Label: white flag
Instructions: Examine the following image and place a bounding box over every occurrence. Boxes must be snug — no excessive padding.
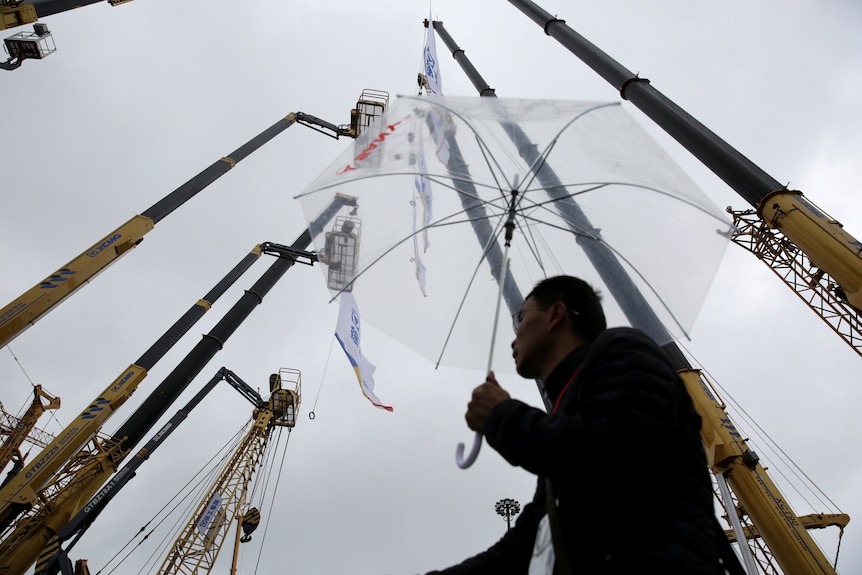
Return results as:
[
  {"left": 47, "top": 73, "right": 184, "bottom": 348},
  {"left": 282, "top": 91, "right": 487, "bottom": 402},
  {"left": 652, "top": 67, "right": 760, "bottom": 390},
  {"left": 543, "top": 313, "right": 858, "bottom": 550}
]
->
[
  {"left": 412, "top": 129, "right": 433, "bottom": 296},
  {"left": 424, "top": 19, "right": 442, "bottom": 96},
  {"left": 422, "top": 17, "right": 451, "bottom": 166},
  {"left": 335, "top": 292, "right": 392, "bottom": 411}
]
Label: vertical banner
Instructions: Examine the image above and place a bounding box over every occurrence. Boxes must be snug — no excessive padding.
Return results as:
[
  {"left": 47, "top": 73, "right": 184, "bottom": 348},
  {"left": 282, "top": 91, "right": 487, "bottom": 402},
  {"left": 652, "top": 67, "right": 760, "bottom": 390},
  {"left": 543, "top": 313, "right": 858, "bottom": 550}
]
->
[
  {"left": 424, "top": 17, "right": 442, "bottom": 96},
  {"left": 335, "top": 292, "right": 393, "bottom": 411}
]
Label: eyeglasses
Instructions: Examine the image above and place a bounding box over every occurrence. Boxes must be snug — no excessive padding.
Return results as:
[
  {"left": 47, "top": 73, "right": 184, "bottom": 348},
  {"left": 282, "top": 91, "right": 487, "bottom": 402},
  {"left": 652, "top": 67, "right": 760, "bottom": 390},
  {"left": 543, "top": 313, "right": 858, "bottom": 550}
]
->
[{"left": 512, "top": 303, "right": 579, "bottom": 329}]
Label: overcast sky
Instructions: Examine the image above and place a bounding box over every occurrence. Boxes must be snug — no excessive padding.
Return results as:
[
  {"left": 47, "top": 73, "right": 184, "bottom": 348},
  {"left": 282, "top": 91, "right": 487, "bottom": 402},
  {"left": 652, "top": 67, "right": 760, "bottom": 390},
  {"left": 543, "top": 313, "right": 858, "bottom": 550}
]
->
[{"left": 2, "top": 1, "right": 862, "bottom": 574}]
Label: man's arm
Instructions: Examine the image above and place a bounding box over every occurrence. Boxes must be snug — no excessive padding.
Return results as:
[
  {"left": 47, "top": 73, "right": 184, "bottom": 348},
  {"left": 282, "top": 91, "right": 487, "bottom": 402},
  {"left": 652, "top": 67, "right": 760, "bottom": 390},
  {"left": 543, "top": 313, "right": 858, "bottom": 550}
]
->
[{"left": 484, "top": 328, "right": 683, "bottom": 480}]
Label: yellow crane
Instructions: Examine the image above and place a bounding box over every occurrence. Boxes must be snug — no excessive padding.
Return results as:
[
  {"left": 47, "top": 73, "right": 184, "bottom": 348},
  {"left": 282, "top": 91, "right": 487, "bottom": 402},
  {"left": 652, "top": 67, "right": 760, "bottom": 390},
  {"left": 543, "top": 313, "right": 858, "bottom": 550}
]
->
[
  {"left": 0, "top": 218, "right": 344, "bottom": 575},
  {"left": 0, "top": 89, "right": 385, "bottom": 350},
  {"left": 157, "top": 369, "right": 300, "bottom": 575},
  {"left": 33, "top": 366, "right": 280, "bottom": 575},
  {"left": 1, "top": 0, "right": 129, "bottom": 32},
  {"left": 500, "top": 2, "right": 858, "bottom": 572},
  {"left": 430, "top": 10, "right": 852, "bottom": 573},
  {"left": 680, "top": 370, "right": 848, "bottom": 574},
  {"left": 507, "top": 0, "right": 862, "bottom": 359},
  {"left": 0, "top": 91, "right": 377, "bottom": 575},
  {"left": 1, "top": 0, "right": 132, "bottom": 69},
  {"left": 0, "top": 386, "right": 60, "bottom": 476}
]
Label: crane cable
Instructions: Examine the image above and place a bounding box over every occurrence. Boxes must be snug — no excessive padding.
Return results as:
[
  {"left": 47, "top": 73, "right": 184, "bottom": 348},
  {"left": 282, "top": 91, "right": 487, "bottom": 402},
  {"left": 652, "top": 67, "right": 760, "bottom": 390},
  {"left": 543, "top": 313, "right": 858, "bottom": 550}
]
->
[
  {"left": 676, "top": 340, "right": 843, "bottom": 510},
  {"left": 5, "top": 345, "right": 35, "bottom": 388},
  {"left": 307, "top": 334, "right": 338, "bottom": 420},
  {"left": 4, "top": 345, "right": 64, "bottom": 429},
  {"left": 833, "top": 527, "right": 844, "bottom": 571},
  {"left": 675, "top": 340, "right": 846, "bottom": 569},
  {"left": 241, "top": 425, "right": 294, "bottom": 575},
  {"left": 94, "top": 419, "right": 252, "bottom": 575}
]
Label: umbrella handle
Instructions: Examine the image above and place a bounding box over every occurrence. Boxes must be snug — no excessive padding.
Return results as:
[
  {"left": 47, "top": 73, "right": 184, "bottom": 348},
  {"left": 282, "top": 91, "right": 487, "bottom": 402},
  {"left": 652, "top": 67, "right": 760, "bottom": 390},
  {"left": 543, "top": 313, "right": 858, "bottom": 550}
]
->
[{"left": 455, "top": 432, "right": 482, "bottom": 469}]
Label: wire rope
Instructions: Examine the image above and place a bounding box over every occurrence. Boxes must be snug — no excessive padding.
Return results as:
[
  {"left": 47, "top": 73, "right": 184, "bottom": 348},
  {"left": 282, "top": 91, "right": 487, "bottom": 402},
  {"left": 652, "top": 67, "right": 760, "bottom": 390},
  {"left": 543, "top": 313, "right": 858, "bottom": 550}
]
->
[
  {"left": 672, "top": 340, "right": 847, "bottom": 570},
  {"left": 675, "top": 340, "right": 844, "bottom": 512},
  {"left": 3, "top": 345, "right": 66, "bottom": 430},
  {"left": 307, "top": 312, "right": 338, "bottom": 420},
  {"left": 245, "top": 427, "right": 294, "bottom": 575},
  {"left": 94, "top": 417, "right": 252, "bottom": 575}
]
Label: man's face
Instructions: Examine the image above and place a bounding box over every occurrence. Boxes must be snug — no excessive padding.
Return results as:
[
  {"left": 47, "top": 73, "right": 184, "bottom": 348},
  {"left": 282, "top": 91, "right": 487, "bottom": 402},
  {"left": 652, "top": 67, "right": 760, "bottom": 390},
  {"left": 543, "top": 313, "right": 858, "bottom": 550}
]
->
[{"left": 511, "top": 296, "right": 551, "bottom": 379}]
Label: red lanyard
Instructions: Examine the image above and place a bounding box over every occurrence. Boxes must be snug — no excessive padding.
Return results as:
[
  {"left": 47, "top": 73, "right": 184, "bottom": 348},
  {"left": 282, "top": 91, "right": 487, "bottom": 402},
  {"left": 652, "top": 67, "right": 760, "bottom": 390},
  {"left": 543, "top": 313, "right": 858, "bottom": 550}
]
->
[{"left": 552, "top": 367, "right": 581, "bottom": 415}]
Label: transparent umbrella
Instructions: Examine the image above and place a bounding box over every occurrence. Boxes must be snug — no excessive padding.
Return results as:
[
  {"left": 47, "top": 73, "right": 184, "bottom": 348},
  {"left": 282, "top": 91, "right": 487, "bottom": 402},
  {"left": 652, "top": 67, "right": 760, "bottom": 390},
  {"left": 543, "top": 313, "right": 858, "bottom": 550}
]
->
[{"left": 294, "top": 95, "right": 732, "bottom": 466}]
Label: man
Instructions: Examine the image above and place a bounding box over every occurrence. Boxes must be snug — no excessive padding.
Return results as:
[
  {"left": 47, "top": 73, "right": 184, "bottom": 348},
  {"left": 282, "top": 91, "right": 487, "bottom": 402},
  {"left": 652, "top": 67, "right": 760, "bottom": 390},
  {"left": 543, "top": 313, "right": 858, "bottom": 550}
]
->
[{"left": 426, "top": 275, "right": 739, "bottom": 575}]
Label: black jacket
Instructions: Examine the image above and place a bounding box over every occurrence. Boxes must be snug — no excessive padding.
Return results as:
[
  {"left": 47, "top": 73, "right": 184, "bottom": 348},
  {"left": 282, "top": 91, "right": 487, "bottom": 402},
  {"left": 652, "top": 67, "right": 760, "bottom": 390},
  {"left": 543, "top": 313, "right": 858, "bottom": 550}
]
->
[{"left": 428, "top": 327, "right": 730, "bottom": 575}]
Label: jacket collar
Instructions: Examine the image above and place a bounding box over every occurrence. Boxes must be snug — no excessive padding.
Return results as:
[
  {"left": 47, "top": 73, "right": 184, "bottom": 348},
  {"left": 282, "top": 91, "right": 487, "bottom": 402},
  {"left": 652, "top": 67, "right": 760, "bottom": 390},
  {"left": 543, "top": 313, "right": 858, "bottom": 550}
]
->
[{"left": 544, "top": 342, "right": 592, "bottom": 403}]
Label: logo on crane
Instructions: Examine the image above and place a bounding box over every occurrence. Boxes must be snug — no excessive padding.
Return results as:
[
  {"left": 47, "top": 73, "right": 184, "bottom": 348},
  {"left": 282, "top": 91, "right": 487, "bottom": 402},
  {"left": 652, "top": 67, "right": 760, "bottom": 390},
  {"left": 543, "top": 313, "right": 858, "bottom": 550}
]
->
[{"left": 86, "top": 233, "right": 123, "bottom": 258}]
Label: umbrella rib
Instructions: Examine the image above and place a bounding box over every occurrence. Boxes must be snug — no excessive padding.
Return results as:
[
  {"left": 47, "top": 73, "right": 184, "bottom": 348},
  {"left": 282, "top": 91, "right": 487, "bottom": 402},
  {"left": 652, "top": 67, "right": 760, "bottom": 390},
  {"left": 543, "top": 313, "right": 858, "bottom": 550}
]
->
[
  {"left": 514, "top": 210, "right": 692, "bottom": 339},
  {"left": 434, "top": 213, "right": 509, "bottom": 369},
  {"left": 513, "top": 216, "right": 551, "bottom": 279},
  {"left": 303, "top": 175, "right": 727, "bottom": 230},
  {"left": 322, "top": 198, "right": 507, "bottom": 304},
  {"left": 510, "top": 180, "right": 697, "bottom": 340},
  {"left": 414, "top": 100, "right": 526, "bottom": 193},
  {"left": 524, "top": 180, "right": 731, "bottom": 225},
  {"left": 473, "top": 130, "right": 509, "bottom": 200},
  {"left": 499, "top": 101, "right": 622, "bottom": 195}
]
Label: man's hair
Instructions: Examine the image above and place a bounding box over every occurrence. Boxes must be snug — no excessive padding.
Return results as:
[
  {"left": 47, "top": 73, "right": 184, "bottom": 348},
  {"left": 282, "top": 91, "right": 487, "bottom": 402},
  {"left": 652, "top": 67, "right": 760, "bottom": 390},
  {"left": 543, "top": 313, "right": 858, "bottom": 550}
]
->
[{"left": 526, "top": 275, "right": 607, "bottom": 341}]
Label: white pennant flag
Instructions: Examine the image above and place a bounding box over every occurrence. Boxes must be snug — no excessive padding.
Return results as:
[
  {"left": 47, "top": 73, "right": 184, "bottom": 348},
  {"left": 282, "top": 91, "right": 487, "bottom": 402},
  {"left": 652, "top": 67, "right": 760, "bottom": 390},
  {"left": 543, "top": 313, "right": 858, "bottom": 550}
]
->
[
  {"left": 424, "top": 18, "right": 442, "bottom": 96},
  {"left": 412, "top": 128, "right": 433, "bottom": 296},
  {"left": 335, "top": 292, "right": 392, "bottom": 411},
  {"left": 423, "top": 17, "right": 450, "bottom": 166}
]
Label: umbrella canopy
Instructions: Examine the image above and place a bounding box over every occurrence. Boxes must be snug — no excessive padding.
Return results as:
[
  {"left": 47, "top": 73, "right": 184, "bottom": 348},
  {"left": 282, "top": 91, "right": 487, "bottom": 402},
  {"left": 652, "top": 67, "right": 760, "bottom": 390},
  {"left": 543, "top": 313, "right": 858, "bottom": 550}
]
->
[{"left": 295, "top": 95, "right": 731, "bottom": 373}]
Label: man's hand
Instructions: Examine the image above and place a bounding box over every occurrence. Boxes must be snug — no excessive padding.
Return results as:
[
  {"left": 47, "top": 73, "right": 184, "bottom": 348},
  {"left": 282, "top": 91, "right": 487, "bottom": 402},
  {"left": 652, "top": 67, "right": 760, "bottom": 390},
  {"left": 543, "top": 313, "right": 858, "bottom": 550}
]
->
[{"left": 465, "top": 371, "right": 511, "bottom": 433}]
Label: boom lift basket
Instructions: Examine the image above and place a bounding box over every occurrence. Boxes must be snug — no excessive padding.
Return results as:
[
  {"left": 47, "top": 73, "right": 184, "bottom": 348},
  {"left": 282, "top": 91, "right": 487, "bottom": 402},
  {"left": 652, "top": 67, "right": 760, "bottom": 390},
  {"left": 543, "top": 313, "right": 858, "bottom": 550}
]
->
[
  {"left": 321, "top": 216, "right": 361, "bottom": 292},
  {"left": 349, "top": 89, "right": 389, "bottom": 138},
  {"left": 4, "top": 23, "right": 55, "bottom": 59},
  {"left": 269, "top": 368, "right": 301, "bottom": 428}
]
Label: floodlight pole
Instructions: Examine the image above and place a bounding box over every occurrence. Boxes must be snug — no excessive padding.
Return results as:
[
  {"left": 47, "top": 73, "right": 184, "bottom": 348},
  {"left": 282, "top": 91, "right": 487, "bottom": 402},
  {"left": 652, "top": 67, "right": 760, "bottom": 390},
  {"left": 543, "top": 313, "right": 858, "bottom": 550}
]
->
[{"left": 495, "top": 497, "right": 521, "bottom": 531}]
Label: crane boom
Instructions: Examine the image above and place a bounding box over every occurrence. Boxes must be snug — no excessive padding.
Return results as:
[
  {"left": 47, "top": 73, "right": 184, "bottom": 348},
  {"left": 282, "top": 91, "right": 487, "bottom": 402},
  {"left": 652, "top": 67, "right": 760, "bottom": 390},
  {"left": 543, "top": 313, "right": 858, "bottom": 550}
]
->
[
  {"left": 0, "top": 195, "right": 352, "bottom": 575},
  {"left": 730, "top": 208, "right": 862, "bottom": 355},
  {"left": 1, "top": 0, "right": 128, "bottom": 32},
  {"left": 0, "top": 245, "right": 263, "bottom": 538},
  {"left": 0, "top": 386, "right": 60, "bottom": 476},
  {"left": 0, "top": 114, "right": 299, "bottom": 349},
  {"left": 725, "top": 513, "right": 850, "bottom": 544},
  {"left": 34, "top": 367, "right": 264, "bottom": 575},
  {"left": 508, "top": 0, "right": 862, "bottom": 356},
  {"left": 680, "top": 369, "right": 842, "bottom": 574},
  {"left": 0, "top": 95, "right": 384, "bottom": 349}
]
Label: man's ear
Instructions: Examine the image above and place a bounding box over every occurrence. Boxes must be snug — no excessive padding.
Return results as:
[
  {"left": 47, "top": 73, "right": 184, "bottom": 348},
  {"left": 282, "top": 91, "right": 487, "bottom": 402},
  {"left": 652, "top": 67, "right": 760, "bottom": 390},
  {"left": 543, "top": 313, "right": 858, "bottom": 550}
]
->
[{"left": 547, "top": 301, "right": 568, "bottom": 330}]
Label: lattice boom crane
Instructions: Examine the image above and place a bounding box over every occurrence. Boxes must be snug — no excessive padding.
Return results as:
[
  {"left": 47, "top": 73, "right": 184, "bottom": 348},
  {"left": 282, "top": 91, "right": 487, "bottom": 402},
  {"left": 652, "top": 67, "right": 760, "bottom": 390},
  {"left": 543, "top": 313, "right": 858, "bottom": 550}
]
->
[
  {"left": 158, "top": 369, "right": 300, "bottom": 575},
  {"left": 0, "top": 386, "right": 60, "bottom": 476}
]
